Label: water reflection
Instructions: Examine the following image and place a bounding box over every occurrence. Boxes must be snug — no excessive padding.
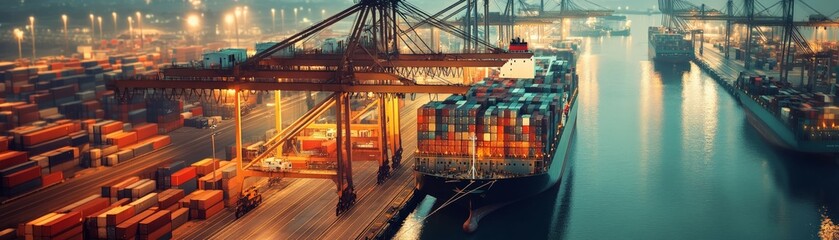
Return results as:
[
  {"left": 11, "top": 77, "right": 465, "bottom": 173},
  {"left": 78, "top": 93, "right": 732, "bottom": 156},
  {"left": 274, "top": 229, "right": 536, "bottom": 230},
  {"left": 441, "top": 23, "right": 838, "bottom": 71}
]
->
[{"left": 396, "top": 15, "right": 839, "bottom": 240}]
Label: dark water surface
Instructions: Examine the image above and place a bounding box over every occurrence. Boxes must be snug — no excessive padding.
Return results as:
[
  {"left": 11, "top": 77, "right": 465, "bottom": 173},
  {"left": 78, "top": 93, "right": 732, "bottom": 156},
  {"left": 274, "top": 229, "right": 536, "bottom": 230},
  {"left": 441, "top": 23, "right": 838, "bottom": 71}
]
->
[{"left": 395, "top": 15, "right": 839, "bottom": 240}]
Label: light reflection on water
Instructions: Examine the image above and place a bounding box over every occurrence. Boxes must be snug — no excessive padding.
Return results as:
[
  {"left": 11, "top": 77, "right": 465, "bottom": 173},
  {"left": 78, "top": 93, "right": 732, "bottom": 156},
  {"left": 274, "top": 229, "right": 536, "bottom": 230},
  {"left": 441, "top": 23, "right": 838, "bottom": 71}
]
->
[{"left": 395, "top": 15, "right": 839, "bottom": 240}]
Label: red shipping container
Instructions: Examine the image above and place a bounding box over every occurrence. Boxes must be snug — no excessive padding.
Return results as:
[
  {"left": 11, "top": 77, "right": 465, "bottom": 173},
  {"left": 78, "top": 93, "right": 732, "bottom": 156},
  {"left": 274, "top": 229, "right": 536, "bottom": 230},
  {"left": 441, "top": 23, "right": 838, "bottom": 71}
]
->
[
  {"left": 190, "top": 190, "right": 223, "bottom": 209},
  {"left": 151, "top": 135, "right": 171, "bottom": 149},
  {"left": 3, "top": 165, "right": 41, "bottom": 187},
  {"left": 171, "top": 167, "right": 197, "bottom": 186},
  {"left": 0, "top": 136, "right": 8, "bottom": 152},
  {"left": 132, "top": 123, "right": 158, "bottom": 141},
  {"left": 115, "top": 209, "right": 156, "bottom": 240},
  {"left": 190, "top": 106, "right": 203, "bottom": 116},
  {"left": 193, "top": 201, "right": 224, "bottom": 219},
  {"left": 101, "top": 121, "right": 124, "bottom": 135},
  {"left": 41, "top": 211, "right": 82, "bottom": 237},
  {"left": 138, "top": 210, "right": 171, "bottom": 235},
  {"left": 45, "top": 224, "right": 82, "bottom": 240},
  {"left": 41, "top": 171, "right": 63, "bottom": 186},
  {"left": 72, "top": 197, "right": 110, "bottom": 217},
  {"left": 106, "top": 206, "right": 136, "bottom": 226},
  {"left": 107, "top": 131, "right": 138, "bottom": 149},
  {"left": 0, "top": 151, "right": 28, "bottom": 170},
  {"left": 139, "top": 222, "right": 171, "bottom": 240},
  {"left": 22, "top": 123, "right": 73, "bottom": 146}
]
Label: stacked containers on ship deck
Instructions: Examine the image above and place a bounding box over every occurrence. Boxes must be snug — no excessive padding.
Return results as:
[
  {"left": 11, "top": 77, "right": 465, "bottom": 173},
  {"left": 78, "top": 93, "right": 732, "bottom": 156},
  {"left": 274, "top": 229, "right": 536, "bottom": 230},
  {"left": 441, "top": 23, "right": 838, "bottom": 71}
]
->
[{"left": 416, "top": 60, "right": 574, "bottom": 175}]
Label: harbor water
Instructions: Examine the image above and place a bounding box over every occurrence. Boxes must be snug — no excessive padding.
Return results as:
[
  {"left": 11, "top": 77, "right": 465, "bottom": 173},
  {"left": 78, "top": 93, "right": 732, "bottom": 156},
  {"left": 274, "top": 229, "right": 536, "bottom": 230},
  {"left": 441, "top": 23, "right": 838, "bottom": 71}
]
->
[{"left": 395, "top": 15, "right": 839, "bottom": 239}]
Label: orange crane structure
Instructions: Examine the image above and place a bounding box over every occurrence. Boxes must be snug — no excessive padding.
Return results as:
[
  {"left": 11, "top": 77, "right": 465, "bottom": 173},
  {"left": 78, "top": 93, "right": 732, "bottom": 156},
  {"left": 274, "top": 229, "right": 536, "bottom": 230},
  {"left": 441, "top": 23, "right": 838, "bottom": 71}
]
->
[{"left": 108, "top": 0, "right": 531, "bottom": 214}]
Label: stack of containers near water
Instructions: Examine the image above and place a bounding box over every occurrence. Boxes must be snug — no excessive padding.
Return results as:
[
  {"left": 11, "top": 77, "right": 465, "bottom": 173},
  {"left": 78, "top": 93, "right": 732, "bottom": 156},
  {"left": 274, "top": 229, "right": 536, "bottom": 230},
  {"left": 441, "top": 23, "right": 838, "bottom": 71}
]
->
[
  {"left": 416, "top": 57, "right": 573, "bottom": 175},
  {"left": 188, "top": 190, "right": 224, "bottom": 220},
  {"left": 170, "top": 166, "right": 198, "bottom": 195},
  {"left": 2, "top": 66, "right": 39, "bottom": 102},
  {"left": 147, "top": 99, "right": 184, "bottom": 134},
  {"left": 156, "top": 161, "right": 186, "bottom": 189}
]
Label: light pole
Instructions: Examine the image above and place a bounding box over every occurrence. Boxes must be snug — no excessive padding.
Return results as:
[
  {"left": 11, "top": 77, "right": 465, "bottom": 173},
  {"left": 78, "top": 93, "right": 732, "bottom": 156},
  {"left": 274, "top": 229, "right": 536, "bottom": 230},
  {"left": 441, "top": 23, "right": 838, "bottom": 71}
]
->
[
  {"left": 89, "top": 14, "right": 95, "bottom": 43},
  {"left": 136, "top": 11, "right": 143, "bottom": 48},
  {"left": 243, "top": 6, "right": 248, "bottom": 33},
  {"left": 234, "top": 9, "right": 241, "bottom": 48},
  {"left": 271, "top": 8, "right": 276, "bottom": 32},
  {"left": 127, "top": 16, "right": 133, "bottom": 46},
  {"left": 210, "top": 119, "right": 218, "bottom": 186},
  {"left": 280, "top": 9, "right": 285, "bottom": 33},
  {"left": 112, "top": 12, "right": 118, "bottom": 36},
  {"left": 186, "top": 14, "right": 200, "bottom": 45},
  {"left": 321, "top": 9, "right": 326, "bottom": 21},
  {"left": 29, "top": 16, "right": 35, "bottom": 62},
  {"left": 225, "top": 14, "right": 234, "bottom": 44},
  {"left": 62, "top": 15, "right": 68, "bottom": 55},
  {"left": 14, "top": 29, "right": 23, "bottom": 60},
  {"left": 293, "top": 8, "right": 298, "bottom": 29},
  {"left": 98, "top": 16, "right": 103, "bottom": 42}
]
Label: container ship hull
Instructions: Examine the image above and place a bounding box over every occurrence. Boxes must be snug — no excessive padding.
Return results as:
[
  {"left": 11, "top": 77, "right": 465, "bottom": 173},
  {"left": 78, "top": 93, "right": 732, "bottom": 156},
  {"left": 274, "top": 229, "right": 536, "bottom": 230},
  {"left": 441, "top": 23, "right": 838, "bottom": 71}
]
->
[
  {"left": 414, "top": 92, "right": 578, "bottom": 211},
  {"left": 738, "top": 89, "right": 839, "bottom": 153},
  {"left": 647, "top": 45, "right": 694, "bottom": 63}
]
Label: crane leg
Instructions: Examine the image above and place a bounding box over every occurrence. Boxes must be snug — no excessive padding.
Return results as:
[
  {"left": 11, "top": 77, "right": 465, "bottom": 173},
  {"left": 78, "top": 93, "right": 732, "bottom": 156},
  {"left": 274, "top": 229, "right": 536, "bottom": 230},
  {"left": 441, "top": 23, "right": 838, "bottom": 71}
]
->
[
  {"left": 336, "top": 93, "right": 356, "bottom": 215},
  {"left": 377, "top": 94, "right": 391, "bottom": 184}
]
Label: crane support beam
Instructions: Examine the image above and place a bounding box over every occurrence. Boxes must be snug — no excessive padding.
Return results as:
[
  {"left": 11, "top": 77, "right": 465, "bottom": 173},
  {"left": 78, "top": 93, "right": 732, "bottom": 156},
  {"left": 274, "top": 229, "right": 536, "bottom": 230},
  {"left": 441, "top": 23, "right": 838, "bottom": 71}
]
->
[{"left": 110, "top": 80, "right": 470, "bottom": 94}]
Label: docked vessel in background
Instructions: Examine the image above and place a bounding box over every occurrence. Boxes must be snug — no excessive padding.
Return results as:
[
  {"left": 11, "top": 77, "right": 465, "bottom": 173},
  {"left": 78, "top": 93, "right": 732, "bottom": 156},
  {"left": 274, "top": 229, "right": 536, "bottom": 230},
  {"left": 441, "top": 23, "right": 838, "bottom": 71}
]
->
[
  {"left": 648, "top": 26, "right": 694, "bottom": 63},
  {"left": 570, "top": 16, "right": 631, "bottom": 37},
  {"left": 413, "top": 40, "right": 579, "bottom": 232},
  {"left": 736, "top": 73, "right": 839, "bottom": 153}
]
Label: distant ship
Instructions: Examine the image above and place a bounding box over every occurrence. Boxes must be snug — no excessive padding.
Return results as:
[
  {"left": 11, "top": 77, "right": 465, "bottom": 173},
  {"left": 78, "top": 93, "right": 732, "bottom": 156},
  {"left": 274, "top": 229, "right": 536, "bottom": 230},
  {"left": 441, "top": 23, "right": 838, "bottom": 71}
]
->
[
  {"left": 414, "top": 40, "right": 579, "bottom": 232},
  {"left": 648, "top": 26, "right": 694, "bottom": 63},
  {"left": 570, "top": 16, "right": 631, "bottom": 37},
  {"left": 736, "top": 73, "right": 839, "bottom": 153}
]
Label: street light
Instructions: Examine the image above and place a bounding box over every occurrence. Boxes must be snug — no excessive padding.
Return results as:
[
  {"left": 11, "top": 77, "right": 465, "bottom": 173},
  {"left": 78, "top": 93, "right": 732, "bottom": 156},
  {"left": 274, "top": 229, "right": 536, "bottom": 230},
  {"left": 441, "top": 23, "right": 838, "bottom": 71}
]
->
[
  {"left": 186, "top": 14, "right": 200, "bottom": 45},
  {"left": 29, "top": 16, "right": 35, "bottom": 62},
  {"left": 293, "top": 8, "right": 298, "bottom": 29},
  {"left": 136, "top": 11, "right": 143, "bottom": 48},
  {"left": 233, "top": 9, "right": 241, "bottom": 48},
  {"left": 98, "top": 16, "right": 103, "bottom": 42},
  {"left": 89, "top": 14, "right": 95, "bottom": 42},
  {"left": 112, "top": 12, "right": 118, "bottom": 36},
  {"left": 209, "top": 119, "right": 218, "bottom": 187},
  {"left": 280, "top": 9, "right": 285, "bottom": 33},
  {"left": 127, "top": 16, "right": 134, "bottom": 46},
  {"left": 62, "top": 14, "right": 68, "bottom": 55},
  {"left": 271, "top": 8, "right": 276, "bottom": 32},
  {"left": 321, "top": 9, "right": 326, "bottom": 20},
  {"left": 14, "top": 28, "right": 23, "bottom": 60}
]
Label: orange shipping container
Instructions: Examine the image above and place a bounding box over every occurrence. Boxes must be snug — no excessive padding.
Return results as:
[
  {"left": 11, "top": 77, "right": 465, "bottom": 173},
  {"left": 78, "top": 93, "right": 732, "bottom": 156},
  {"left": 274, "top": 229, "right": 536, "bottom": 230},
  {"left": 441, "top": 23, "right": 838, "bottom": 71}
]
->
[
  {"left": 22, "top": 123, "right": 73, "bottom": 146},
  {"left": 107, "top": 131, "right": 138, "bottom": 149},
  {"left": 101, "top": 121, "right": 124, "bottom": 135},
  {"left": 0, "top": 151, "right": 28, "bottom": 170},
  {"left": 40, "top": 211, "right": 82, "bottom": 237},
  {"left": 189, "top": 190, "right": 222, "bottom": 209},
  {"left": 41, "top": 171, "right": 63, "bottom": 186},
  {"left": 132, "top": 123, "right": 158, "bottom": 141}
]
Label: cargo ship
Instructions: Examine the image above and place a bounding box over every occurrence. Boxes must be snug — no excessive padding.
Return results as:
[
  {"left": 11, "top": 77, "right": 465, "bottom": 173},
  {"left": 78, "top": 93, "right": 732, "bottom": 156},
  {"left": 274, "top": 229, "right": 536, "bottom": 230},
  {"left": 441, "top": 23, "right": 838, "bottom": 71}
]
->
[
  {"left": 736, "top": 73, "right": 839, "bottom": 153},
  {"left": 413, "top": 42, "right": 579, "bottom": 232},
  {"left": 648, "top": 26, "right": 694, "bottom": 63}
]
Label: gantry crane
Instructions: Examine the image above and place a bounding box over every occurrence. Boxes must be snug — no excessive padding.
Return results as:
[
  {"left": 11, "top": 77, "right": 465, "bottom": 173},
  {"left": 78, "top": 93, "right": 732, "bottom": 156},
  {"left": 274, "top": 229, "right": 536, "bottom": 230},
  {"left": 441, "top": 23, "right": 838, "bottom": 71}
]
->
[
  {"left": 109, "top": 0, "right": 531, "bottom": 214},
  {"left": 660, "top": 0, "right": 839, "bottom": 85}
]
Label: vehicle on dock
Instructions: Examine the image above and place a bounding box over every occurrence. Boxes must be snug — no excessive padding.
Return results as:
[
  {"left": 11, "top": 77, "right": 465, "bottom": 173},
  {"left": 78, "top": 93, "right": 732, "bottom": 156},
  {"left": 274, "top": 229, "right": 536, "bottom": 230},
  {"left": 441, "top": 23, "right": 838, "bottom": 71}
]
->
[{"left": 235, "top": 187, "right": 263, "bottom": 219}]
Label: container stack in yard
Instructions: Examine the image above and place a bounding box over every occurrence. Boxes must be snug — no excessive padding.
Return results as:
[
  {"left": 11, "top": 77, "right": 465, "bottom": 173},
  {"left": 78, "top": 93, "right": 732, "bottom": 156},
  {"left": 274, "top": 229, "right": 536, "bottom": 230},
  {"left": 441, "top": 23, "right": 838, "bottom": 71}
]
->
[
  {"left": 0, "top": 52, "right": 182, "bottom": 199},
  {"left": 2, "top": 171, "right": 234, "bottom": 239}
]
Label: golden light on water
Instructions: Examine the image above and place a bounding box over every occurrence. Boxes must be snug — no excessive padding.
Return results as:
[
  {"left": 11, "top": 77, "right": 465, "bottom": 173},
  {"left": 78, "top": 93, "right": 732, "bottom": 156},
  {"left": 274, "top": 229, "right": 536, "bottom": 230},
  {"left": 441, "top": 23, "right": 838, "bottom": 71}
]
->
[{"left": 820, "top": 211, "right": 839, "bottom": 240}]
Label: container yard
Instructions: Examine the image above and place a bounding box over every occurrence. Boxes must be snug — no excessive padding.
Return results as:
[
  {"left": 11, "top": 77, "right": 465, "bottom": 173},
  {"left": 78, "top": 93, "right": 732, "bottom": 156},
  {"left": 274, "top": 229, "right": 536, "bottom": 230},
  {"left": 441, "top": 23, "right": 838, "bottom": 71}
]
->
[{"left": 1, "top": 0, "right": 838, "bottom": 239}]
